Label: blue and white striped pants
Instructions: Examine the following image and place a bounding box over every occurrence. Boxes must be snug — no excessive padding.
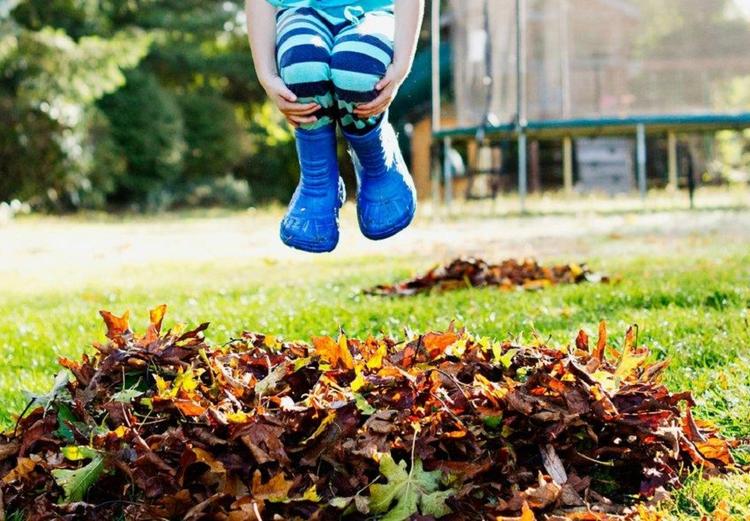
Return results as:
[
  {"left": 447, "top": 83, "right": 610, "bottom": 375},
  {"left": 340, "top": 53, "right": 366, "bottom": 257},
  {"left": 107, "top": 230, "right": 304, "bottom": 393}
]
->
[{"left": 276, "top": 6, "right": 394, "bottom": 134}]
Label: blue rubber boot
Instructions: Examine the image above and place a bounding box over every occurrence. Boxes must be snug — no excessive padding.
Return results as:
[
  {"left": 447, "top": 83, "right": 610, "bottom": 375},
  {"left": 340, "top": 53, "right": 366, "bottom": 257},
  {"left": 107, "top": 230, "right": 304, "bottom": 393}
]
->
[
  {"left": 280, "top": 125, "right": 345, "bottom": 253},
  {"left": 343, "top": 118, "right": 417, "bottom": 241}
]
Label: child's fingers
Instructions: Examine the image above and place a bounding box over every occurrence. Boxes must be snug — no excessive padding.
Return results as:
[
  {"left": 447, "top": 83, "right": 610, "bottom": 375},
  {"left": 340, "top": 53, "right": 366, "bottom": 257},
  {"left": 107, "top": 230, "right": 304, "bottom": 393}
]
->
[
  {"left": 279, "top": 100, "right": 320, "bottom": 115},
  {"left": 358, "top": 96, "right": 391, "bottom": 118},
  {"left": 355, "top": 93, "right": 390, "bottom": 116},
  {"left": 277, "top": 84, "right": 298, "bottom": 103},
  {"left": 375, "top": 76, "right": 392, "bottom": 91},
  {"left": 288, "top": 114, "right": 318, "bottom": 125},
  {"left": 355, "top": 93, "right": 386, "bottom": 114}
]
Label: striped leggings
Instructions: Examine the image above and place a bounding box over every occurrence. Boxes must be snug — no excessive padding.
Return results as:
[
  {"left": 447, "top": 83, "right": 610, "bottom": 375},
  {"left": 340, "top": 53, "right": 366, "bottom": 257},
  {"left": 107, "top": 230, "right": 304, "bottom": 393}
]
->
[{"left": 276, "top": 6, "right": 394, "bottom": 134}]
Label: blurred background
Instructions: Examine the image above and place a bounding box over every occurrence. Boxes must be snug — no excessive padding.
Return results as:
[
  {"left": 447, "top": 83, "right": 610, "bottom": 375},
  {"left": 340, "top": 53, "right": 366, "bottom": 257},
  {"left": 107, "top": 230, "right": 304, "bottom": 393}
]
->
[{"left": 1, "top": 0, "right": 749, "bottom": 217}]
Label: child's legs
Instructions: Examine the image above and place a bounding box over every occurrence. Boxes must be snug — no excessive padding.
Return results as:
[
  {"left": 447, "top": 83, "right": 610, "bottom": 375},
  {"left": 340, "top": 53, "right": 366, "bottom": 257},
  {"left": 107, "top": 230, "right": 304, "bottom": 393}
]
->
[
  {"left": 276, "top": 8, "right": 337, "bottom": 130},
  {"left": 330, "top": 10, "right": 395, "bottom": 135}
]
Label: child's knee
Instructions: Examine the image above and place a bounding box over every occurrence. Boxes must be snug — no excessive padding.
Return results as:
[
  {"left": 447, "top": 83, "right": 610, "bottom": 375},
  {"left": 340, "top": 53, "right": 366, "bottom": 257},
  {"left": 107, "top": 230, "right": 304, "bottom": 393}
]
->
[
  {"left": 330, "top": 51, "right": 385, "bottom": 103},
  {"left": 279, "top": 60, "right": 332, "bottom": 97}
]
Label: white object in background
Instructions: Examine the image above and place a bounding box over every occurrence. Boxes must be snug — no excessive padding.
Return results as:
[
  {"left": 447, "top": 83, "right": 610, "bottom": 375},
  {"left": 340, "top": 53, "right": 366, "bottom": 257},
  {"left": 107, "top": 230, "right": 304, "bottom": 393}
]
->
[
  {"left": 468, "top": 29, "right": 487, "bottom": 64},
  {"left": 0, "top": 202, "right": 11, "bottom": 226}
]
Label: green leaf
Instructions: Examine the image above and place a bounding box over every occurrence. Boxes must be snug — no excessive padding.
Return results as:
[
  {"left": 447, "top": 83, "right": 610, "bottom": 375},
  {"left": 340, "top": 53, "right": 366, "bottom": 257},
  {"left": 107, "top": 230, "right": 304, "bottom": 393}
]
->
[
  {"left": 420, "top": 489, "right": 454, "bottom": 518},
  {"left": 369, "top": 453, "right": 453, "bottom": 521},
  {"left": 483, "top": 415, "right": 504, "bottom": 430},
  {"left": 23, "top": 371, "right": 70, "bottom": 412},
  {"left": 52, "top": 452, "right": 105, "bottom": 502},
  {"left": 353, "top": 393, "right": 375, "bottom": 416},
  {"left": 111, "top": 388, "right": 144, "bottom": 403},
  {"left": 54, "top": 403, "right": 77, "bottom": 442},
  {"left": 495, "top": 347, "right": 519, "bottom": 369}
]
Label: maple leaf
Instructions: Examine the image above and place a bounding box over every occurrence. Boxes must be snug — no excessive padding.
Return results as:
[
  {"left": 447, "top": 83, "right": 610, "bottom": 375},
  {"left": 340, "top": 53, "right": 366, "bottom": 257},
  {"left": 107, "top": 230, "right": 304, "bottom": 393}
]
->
[
  {"left": 422, "top": 331, "right": 458, "bottom": 359},
  {"left": 22, "top": 370, "right": 70, "bottom": 413},
  {"left": 368, "top": 453, "right": 453, "bottom": 521},
  {"left": 251, "top": 470, "right": 294, "bottom": 502},
  {"left": 312, "top": 335, "right": 354, "bottom": 369},
  {"left": 142, "top": 304, "right": 168, "bottom": 344},
  {"left": 99, "top": 309, "right": 131, "bottom": 341}
]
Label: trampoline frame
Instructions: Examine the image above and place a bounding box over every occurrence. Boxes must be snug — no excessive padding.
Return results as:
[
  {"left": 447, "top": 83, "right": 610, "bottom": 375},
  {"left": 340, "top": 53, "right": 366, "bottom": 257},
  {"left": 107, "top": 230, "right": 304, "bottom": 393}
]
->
[{"left": 429, "top": 0, "right": 750, "bottom": 211}]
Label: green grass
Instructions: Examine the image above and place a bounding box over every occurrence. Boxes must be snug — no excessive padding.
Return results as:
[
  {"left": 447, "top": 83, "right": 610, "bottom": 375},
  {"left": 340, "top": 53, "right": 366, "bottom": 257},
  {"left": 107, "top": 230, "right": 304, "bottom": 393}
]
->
[{"left": 2, "top": 245, "right": 750, "bottom": 519}]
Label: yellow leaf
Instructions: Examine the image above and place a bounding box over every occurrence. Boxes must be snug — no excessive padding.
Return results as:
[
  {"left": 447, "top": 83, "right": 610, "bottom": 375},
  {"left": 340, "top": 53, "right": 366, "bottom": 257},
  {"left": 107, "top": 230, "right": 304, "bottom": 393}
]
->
[
  {"left": 173, "top": 366, "right": 203, "bottom": 394},
  {"left": 154, "top": 374, "right": 172, "bottom": 397},
  {"left": 338, "top": 334, "right": 355, "bottom": 370},
  {"left": 226, "top": 411, "right": 251, "bottom": 423},
  {"left": 303, "top": 412, "right": 336, "bottom": 443},
  {"left": 351, "top": 366, "right": 367, "bottom": 392},
  {"left": 366, "top": 342, "right": 387, "bottom": 370},
  {"left": 302, "top": 484, "right": 321, "bottom": 502},
  {"left": 614, "top": 326, "right": 647, "bottom": 381},
  {"left": 520, "top": 501, "right": 536, "bottom": 521}
]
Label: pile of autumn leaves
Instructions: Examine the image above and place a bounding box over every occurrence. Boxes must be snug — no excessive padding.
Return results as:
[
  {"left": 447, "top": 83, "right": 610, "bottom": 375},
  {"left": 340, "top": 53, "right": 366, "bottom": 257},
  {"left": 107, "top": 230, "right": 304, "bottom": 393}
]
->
[
  {"left": 367, "top": 257, "right": 609, "bottom": 296},
  {"left": 0, "top": 307, "right": 737, "bottom": 521}
]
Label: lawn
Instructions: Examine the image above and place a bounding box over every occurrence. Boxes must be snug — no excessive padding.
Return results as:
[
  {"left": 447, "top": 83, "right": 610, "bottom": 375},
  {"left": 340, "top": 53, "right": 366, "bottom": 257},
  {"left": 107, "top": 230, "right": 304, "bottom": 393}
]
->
[{"left": 2, "top": 215, "right": 750, "bottom": 519}]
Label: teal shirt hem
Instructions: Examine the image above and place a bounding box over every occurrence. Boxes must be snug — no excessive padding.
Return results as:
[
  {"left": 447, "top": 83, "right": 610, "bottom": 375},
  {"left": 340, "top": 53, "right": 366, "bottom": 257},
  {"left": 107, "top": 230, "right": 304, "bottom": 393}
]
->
[{"left": 266, "top": 0, "right": 394, "bottom": 17}]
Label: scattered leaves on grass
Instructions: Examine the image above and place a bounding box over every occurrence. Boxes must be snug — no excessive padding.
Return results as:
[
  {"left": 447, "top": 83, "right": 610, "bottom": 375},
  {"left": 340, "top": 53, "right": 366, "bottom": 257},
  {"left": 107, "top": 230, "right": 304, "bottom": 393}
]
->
[
  {"left": 367, "top": 257, "right": 609, "bottom": 296},
  {"left": 0, "top": 308, "right": 738, "bottom": 520}
]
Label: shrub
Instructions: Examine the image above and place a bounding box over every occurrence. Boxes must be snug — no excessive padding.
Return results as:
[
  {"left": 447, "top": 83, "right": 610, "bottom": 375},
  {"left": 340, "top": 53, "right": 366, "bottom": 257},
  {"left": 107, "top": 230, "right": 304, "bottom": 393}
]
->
[
  {"left": 98, "top": 69, "right": 185, "bottom": 207},
  {"left": 177, "top": 91, "right": 244, "bottom": 182}
]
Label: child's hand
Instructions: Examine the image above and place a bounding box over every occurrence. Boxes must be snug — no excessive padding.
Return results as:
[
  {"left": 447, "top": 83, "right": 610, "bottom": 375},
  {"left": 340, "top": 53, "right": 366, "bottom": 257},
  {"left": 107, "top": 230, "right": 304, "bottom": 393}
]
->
[
  {"left": 354, "top": 64, "right": 407, "bottom": 119},
  {"left": 262, "top": 75, "right": 320, "bottom": 128}
]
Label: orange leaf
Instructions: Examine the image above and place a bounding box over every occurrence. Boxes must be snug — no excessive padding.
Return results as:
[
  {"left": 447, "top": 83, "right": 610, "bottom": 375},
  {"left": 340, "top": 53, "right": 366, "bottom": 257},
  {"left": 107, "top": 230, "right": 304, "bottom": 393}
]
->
[
  {"left": 312, "top": 336, "right": 353, "bottom": 370},
  {"left": 143, "top": 304, "right": 167, "bottom": 343},
  {"left": 695, "top": 438, "right": 734, "bottom": 466},
  {"left": 593, "top": 320, "right": 607, "bottom": 362},
  {"left": 192, "top": 447, "right": 226, "bottom": 475},
  {"left": 575, "top": 329, "right": 589, "bottom": 352},
  {"left": 99, "top": 310, "right": 130, "bottom": 341},
  {"left": 313, "top": 336, "right": 339, "bottom": 366},
  {"left": 251, "top": 470, "right": 294, "bottom": 502},
  {"left": 1, "top": 457, "right": 38, "bottom": 484},
  {"left": 422, "top": 332, "right": 458, "bottom": 358},
  {"left": 174, "top": 399, "right": 206, "bottom": 417}
]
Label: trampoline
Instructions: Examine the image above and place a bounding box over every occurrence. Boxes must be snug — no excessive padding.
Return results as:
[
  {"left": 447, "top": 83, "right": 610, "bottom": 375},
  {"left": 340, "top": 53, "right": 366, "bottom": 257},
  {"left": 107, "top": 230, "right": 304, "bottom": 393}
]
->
[{"left": 429, "top": 0, "right": 750, "bottom": 209}]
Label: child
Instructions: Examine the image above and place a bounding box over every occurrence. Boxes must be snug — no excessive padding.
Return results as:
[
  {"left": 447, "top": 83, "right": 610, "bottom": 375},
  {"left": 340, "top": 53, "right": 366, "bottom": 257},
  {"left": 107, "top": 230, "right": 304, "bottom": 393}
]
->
[{"left": 246, "top": 0, "right": 425, "bottom": 253}]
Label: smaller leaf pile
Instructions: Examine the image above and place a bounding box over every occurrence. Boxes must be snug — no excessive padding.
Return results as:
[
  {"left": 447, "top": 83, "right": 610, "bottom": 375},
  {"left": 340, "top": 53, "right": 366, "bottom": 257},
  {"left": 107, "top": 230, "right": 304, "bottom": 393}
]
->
[
  {"left": 367, "top": 257, "right": 609, "bottom": 296},
  {"left": 0, "top": 308, "right": 737, "bottom": 521}
]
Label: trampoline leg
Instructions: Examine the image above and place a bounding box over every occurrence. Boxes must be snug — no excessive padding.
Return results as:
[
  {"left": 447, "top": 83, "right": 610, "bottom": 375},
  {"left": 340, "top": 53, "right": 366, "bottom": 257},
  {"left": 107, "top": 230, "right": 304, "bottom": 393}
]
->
[
  {"left": 518, "top": 131, "right": 528, "bottom": 213},
  {"left": 636, "top": 124, "right": 647, "bottom": 202},
  {"left": 563, "top": 136, "right": 574, "bottom": 194},
  {"left": 431, "top": 142, "right": 442, "bottom": 217},
  {"left": 443, "top": 136, "right": 453, "bottom": 215},
  {"left": 667, "top": 131, "right": 678, "bottom": 192}
]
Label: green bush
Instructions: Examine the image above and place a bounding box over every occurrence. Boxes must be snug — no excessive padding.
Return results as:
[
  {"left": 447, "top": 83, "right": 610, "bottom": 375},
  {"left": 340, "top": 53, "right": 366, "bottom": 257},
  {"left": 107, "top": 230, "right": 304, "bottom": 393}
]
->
[
  {"left": 0, "top": 97, "right": 67, "bottom": 205},
  {"left": 236, "top": 101, "right": 299, "bottom": 203},
  {"left": 98, "top": 69, "right": 185, "bottom": 207},
  {"left": 177, "top": 91, "right": 243, "bottom": 181}
]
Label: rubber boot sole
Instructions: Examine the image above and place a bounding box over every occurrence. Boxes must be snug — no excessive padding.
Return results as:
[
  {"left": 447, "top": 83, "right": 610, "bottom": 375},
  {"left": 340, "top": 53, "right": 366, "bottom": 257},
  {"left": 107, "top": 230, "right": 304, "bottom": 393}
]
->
[{"left": 359, "top": 200, "right": 416, "bottom": 241}]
